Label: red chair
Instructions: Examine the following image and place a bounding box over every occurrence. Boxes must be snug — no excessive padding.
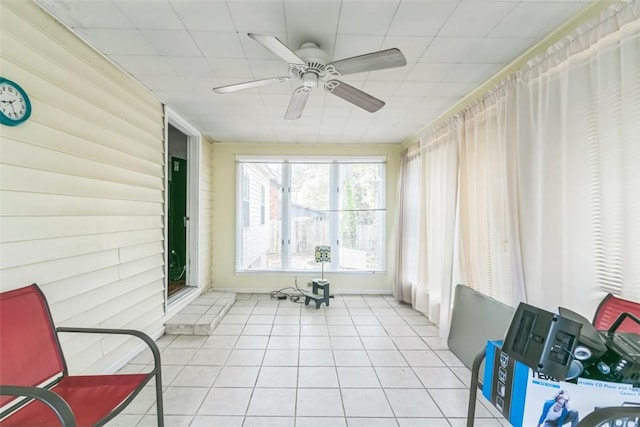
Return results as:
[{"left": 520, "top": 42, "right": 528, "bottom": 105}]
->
[
  {"left": 593, "top": 293, "right": 640, "bottom": 334},
  {"left": 0, "top": 284, "right": 164, "bottom": 426}
]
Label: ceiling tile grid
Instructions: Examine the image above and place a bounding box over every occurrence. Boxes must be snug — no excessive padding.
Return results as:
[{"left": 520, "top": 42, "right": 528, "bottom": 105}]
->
[{"left": 36, "top": 0, "right": 596, "bottom": 144}]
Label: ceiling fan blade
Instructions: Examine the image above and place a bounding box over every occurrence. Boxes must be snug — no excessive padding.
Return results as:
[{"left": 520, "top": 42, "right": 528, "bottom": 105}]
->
[
  {"left": 325, "top": 80, "right": 384, "bottom": 113},
  {"left": 328, "top": 48, "right": 407, "bottom": 76},
  {"left": 248, "top": 33, "right": 306, "bottom": 65},
  {"left": 213, "top": 76, "right": 290, "bottom": 94},
  {"left": 284, "top": 86, "right": 312, "bottom": 120}
]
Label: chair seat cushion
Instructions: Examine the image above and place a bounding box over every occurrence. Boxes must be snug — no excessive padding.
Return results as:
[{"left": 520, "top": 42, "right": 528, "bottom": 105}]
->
[{"left": 2, "top": 373, "right": 151, "bottom": 427}]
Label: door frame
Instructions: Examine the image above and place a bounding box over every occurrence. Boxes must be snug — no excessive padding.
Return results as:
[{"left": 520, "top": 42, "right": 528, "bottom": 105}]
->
[{"left": 164, "top": 106, "right": 201, "bottom": 307}]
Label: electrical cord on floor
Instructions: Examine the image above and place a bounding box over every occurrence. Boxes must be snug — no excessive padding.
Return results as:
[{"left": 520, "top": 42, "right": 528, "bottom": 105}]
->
[
  {"left": 270, "top": 286, "right": 304, "bottom": 303},
  {"left": 270, "top": 277, "right": 306, "bottom": 304}
]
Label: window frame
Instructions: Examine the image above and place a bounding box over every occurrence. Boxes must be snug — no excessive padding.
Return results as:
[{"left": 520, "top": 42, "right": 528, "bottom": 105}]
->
[{"left": 235, "top": 156, "right": 387, "bottom": 274}]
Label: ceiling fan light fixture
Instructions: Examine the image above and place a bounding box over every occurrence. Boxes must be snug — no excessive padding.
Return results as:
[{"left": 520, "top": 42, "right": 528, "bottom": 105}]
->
[{"left": 301, "top": 72, "right": 318, "bottom": 88}]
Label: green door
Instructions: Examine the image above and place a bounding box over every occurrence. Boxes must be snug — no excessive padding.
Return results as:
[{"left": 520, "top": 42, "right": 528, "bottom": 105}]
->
[{"left": 168, "top": 157, "right": 187, "bottom": 284}]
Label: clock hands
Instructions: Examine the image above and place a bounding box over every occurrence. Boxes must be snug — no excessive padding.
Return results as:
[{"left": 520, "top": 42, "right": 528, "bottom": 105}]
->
[{"left": 0, "top": 99, "right": 20, "bottom": 117}]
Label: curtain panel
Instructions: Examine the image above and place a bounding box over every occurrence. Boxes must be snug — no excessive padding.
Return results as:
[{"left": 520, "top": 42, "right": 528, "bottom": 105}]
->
[
  {"left": 516, "top": 1, "right": 640, "bottom": 314},
  {"left": 396, "top": 0, "right": 640, "bottom": 329},
  {"left": 395, "top": 120, "right": 460, "bottom": 337}
]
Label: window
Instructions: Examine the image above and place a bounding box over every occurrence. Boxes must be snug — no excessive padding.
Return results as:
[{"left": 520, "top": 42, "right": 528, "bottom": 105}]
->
[
  {"left": 260, "top": 185, "right": 266, "bottom": 225},
  {"left": 236, "top": 157, "right": 386, "bottom": 272},
  {"left": 242, "top": 170, "right": 250, "bottom": 227}
]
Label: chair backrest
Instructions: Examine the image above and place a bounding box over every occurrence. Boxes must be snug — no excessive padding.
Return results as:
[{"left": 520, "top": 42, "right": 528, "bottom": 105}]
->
[
  {"left": 0, "top": 284, "right": 66, "bottom": 407},
  {"left": 593, "top": 293, "right": 640, "bottom": 334},
  {"left": 448, "top": 284, "right": 515, "bottom": 369}
]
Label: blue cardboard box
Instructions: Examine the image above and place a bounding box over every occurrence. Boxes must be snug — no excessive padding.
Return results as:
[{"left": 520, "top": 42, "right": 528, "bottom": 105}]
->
[{"left": 482, "top": 340, "right": 640, "bottom": 427}]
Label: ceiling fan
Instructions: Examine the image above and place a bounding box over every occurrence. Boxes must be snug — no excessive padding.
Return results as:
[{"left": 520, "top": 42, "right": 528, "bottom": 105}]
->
[{"left": 212, "top": 33, "right": 407, "bottom": 120}]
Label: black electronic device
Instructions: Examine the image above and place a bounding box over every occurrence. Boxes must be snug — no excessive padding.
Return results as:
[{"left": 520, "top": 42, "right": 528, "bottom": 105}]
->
[
  {"left": 502, "top": 303, "right": 582, "bottom": 380},
  {"left": 559, "top": 307, "right": 608, "bottom": 373},
  {"left": 559, "top": 307, "right": 640, "bottom": 386},
  {"left": 587, "top": 332, "right": 640, "bottom": 386}
]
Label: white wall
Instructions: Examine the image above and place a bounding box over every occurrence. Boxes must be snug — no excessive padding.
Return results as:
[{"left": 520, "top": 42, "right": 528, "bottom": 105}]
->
[
  {"left": 211, "top": 142, "right": 401, "bottom": 294},
  {"left": 0, "top": 1, "right": 166, "bottom": 373}
]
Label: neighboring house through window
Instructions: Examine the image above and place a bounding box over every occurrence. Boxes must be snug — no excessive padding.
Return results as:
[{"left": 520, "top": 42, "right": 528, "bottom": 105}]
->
[{"left": 236, "top": 157, "right": 386, "bottom": 273}]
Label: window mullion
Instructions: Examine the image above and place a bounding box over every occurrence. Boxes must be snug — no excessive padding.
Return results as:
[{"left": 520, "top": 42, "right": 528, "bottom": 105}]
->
[
  {"left": 330, "top": 163, "right": 339, "bottom": 271},
  {"left": 281, "top": 162, "right": 291, "bottom": 269}
]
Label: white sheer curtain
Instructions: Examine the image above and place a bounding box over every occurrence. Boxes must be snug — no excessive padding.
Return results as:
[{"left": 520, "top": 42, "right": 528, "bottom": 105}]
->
[
  {"left": 394, "top": 147, "right": 420, "bottom": 305},
  {"left": 458, "top": 84, "right": 527, "bottom": 307},
  {"left": 516, "top": 2, "right": 640, "bottom": 314},
  {"left": 395, "top": 0, "right": 640, "bottom": 328},
  {"left": 395, "top": 120, "right": 460, "bottom": 337}
]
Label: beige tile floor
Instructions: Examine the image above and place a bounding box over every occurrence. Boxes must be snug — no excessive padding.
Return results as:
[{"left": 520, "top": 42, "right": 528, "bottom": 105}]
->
[{"left": 110, "top": 294, "right": 508, "bottom": 427}]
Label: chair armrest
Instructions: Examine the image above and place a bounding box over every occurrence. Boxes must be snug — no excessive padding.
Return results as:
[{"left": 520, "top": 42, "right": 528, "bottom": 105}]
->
[
  {"left": 56, "top": 327, "right": 162, "bottom": 376},
  {"left": 608, "top": 312, "right": 640, "bottom": 333},
  {"left": 0, "top": 385, "right": 77, "bottom": 427},
  {"left": 577, "top": 406, "right": 640, "bottom": 427}
]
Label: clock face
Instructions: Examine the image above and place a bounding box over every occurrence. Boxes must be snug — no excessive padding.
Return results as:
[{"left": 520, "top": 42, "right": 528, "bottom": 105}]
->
[{"left": 0, "top": 78, "right": 31, "bottom": 126}]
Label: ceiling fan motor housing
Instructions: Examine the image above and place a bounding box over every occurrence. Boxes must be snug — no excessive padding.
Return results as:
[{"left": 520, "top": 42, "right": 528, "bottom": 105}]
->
[{"left": 293, "top": 42, "right": 332, "bottom": 87}]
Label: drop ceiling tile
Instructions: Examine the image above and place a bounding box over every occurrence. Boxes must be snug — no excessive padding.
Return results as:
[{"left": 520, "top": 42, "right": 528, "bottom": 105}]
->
[
  {"left": 261, "top": 93, "right": 294, "bottom": 108},
  {"left": 405, "top": 63, "right": 453, "bottom": 82},
  {"left": 227, "top": 1, "right": 286, "bottom": 33},
  {"left": 140, "top": 75, "right": 215, "bottom": 92},
  {"left": 381, "top": 36, "right": 433, "bottom": 63},
  {"left": 191, "top": 32, "right": 245, "bottom": 58},
  {"left": 337, "top": 1, "right": 400, "bottom": 35},
  {"left": 489, "top": 2, "right": 587, "bottom": 38},
  {"left": 207, "top": 59, "right": 254, "bottom": 79},
  {"left": 115, "top": 1, "right": 184, "bottom": 30},
  {"left": 171, "top": 1, "right": 236, "bottom": 32},
  {"left": 442, "top": 63, "right": 503, "bottom": 83},
  {"left": 439, "top": 2, "right": 517, "bottom": 37},
  {"left": 248, "top": 59, "right": 290, "bottom": 79},
  {"left": 322, "top": 107, "right": 352, "bottom": 118},
  {"left": 387, "top": 1, "right": 459, "bottom": 37},
  {"left": 362, "top": 81, "right": 402, "bottom": 97},
  {"left": 427, "top": 82, "right": 477, "bottom": 97},
  {"left": 110, "top": 55, "right": 174, "bottom": 76},
  {"left": 284, "top": 0, "right": 342, "bottom": 36},
  {"left": 419, "top": 37, "right": 479, "bottom": 63},
  {"left": 154, "top": 90, "right": 205, "bottom": 104},
  {"left": 385, "top": 96, "right": 424, "bottom": 109},
  {"left": 366, "top": 65, "right": 412, "bottom": 82},
  {"left": 75, "top": 28, "right": 157, "bottom": 55},
  {"left": 463, "top": 37, "right": 537, "bottom": 64},
  {"left": 416, "top": 96, "right": 461, "bottom": 111},
  {"left": 394, "top": 81, "right": 436, "bottom": 97},
  {"left": 333, "top": 35, "right": 385, "bottom": 62},
  {"left": 165, "top": 56, "right": 214, "bottom": 77},
  {"left": 141, "top": 30, "right": 201, "bottom": 56},
  {"left": 37, "top": 0, "right": 134, "bottom": 28}
]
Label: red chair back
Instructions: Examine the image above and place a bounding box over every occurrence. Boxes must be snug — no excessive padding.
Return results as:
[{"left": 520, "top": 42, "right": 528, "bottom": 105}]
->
[
  {"left": 0, "top": 284, "right": 66, "bottom": 407},
  {"left": 593, "top": 293, "right": 640, "bottom": 334}
]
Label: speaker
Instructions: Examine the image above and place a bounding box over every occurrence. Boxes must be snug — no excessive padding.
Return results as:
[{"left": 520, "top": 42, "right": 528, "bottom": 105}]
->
[
  {"left": 558, "top": 307, "right": 608, "bottom": 368},
  {"left": 502, "top": 303, "right": 582, "bottom": 380}
]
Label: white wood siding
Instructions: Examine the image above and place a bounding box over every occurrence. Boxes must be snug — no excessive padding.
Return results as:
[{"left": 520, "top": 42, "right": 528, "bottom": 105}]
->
[
  {"left": 199, "top": 138, "right": 213, "bottom": 287},
  {"left": 0, "top": 1, "right": 165, "bottom": 374}
]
